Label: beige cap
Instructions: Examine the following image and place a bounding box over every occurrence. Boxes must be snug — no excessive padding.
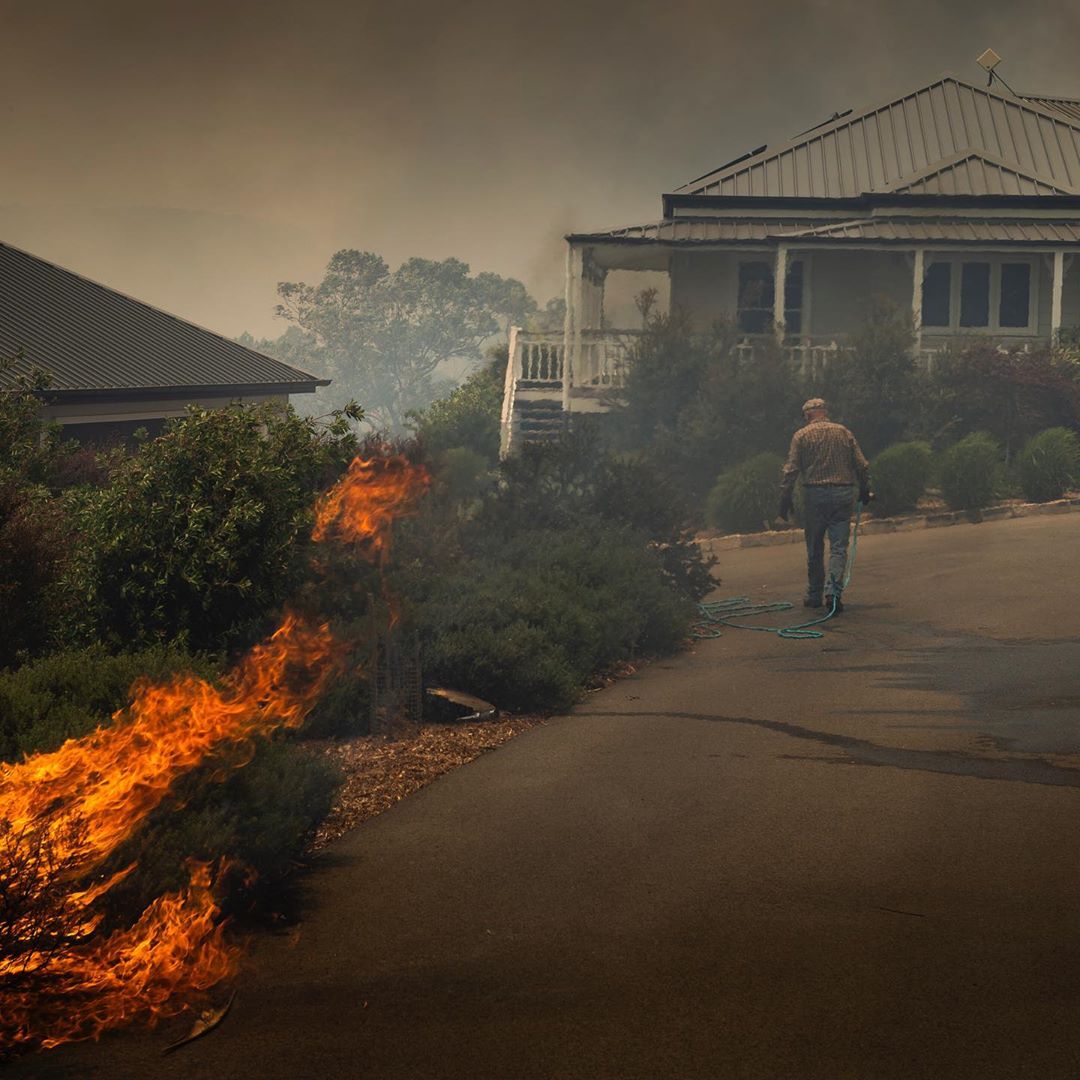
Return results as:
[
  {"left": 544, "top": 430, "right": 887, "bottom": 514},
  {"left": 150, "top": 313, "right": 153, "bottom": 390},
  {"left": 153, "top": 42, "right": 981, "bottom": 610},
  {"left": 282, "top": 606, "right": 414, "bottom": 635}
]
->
[{"left": 802, "top": 397, "right": 827, "bottom": 413}]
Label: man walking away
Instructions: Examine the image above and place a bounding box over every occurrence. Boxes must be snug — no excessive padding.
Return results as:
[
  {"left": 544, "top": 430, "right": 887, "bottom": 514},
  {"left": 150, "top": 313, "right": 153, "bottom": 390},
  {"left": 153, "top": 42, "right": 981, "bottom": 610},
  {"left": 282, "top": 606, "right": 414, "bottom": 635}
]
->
[{"left": 778, "top": 398, "right": 871, "bottom": 614}]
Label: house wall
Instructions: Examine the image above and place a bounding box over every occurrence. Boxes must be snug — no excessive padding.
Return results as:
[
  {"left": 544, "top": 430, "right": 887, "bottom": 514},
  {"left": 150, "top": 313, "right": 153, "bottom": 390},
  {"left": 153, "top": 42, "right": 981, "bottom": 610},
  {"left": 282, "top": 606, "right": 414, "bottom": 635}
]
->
[
  {"left": 807, "top": 250, "right": 912, "bottom": 337},
  {"left": 42, "top": 393, "right": 290, "bottom": 444},
  {"left": 1060, "top": 259, "right": 1080, "bottom": 331},
  {"left": 669, "top": 252, "right": 741, "bottom": 327},
  {"left": 664, "top": 247, "right": 1078, "bottom": 341}
]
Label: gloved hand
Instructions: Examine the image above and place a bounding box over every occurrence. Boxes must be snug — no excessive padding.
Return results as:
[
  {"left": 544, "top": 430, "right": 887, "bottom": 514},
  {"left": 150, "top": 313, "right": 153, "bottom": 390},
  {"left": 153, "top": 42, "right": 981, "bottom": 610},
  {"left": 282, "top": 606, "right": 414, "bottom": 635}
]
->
[
  {"left": 859, "top": 484, "right": 873, "bottom": 506},
  {"left": 778, "top": 492, "right": 794, "bottom": 521}
]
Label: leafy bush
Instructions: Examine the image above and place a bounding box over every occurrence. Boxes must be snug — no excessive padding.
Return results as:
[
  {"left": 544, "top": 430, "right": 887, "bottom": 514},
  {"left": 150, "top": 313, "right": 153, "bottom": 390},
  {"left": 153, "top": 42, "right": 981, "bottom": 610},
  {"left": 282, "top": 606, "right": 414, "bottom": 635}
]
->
[
  {"left": 66, "top": 403, "right": 357, "bottom": 653},
  {"left": 705, "top": 453, "right": 784, "bottom": 534},
  {"left": 614, "top": 313, "right": 803, "bottom": 504},
  {"left": 408, "top": 351, "right": 505, "bottom": 463},
  {"left": 819, "top": 298, "right": 917, "bottom": 456},
  {"left": 924, "top": 343, "right": 1080, "bottom": 456},
  {"left": 869, "top": 442, "right": 933, "bottom": 517},
  {"left": 0, "top": 483, "right": 74, "bottom": 669},
  {"left": 416, "top": 520, "right": 695, "bottom": 712},
  {"left": 938, "top": 433, "right": 1001, "bottom": 511},
  {"left": 1016, "top": 428, "right": 1080, "bottom": 502}
]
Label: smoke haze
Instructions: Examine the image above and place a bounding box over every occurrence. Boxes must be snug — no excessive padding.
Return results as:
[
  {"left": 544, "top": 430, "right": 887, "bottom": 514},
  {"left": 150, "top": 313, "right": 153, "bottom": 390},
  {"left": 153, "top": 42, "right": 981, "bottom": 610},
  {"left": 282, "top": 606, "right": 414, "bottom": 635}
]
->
[{"left": 3, "top": 0, "right": 1078, "bottom": 337}]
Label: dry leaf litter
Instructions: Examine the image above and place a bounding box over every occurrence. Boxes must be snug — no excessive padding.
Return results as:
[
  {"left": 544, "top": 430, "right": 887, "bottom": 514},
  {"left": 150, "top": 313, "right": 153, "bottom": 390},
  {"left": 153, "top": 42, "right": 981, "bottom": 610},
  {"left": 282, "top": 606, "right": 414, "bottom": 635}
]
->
[{"left": 307, "top": 717, "right": 544, "bottom": 850}]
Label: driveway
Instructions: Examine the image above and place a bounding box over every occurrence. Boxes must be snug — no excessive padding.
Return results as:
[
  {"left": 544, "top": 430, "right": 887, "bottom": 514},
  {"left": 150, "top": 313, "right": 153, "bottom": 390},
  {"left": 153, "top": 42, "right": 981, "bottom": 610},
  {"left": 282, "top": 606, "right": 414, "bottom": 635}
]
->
[{"left": 19, "top": 512, "right": 1080, "bottom": 1079}]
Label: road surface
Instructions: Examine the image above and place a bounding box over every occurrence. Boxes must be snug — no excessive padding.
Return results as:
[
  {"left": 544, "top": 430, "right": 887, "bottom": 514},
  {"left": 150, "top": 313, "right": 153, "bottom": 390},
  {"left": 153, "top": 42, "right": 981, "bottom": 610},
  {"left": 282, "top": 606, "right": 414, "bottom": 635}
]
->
[{"left": 20, "top": 512, "right": 1080, "bottom": 1079}]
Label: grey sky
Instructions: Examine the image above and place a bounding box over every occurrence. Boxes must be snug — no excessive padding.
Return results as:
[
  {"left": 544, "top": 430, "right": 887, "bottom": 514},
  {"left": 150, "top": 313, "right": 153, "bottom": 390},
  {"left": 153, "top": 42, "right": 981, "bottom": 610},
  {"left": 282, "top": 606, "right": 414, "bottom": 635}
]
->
[{"left": 2, "top": 0, "right": 1077, "bottom": 337}]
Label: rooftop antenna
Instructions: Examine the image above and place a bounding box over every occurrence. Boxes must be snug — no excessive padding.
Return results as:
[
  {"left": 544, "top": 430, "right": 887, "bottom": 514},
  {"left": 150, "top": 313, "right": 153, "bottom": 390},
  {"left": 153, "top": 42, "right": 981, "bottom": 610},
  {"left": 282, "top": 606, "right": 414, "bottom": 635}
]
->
[{"left": 977, "top": 48, "right": 1017, "bottom": 95}]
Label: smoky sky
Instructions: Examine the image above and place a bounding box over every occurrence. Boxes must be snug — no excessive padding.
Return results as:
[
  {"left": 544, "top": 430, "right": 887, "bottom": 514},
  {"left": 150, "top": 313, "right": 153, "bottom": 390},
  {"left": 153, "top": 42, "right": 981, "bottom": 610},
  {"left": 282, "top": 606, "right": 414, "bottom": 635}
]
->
[{"left": 2, "top": 0, "right": 1078, "bottom": 337}]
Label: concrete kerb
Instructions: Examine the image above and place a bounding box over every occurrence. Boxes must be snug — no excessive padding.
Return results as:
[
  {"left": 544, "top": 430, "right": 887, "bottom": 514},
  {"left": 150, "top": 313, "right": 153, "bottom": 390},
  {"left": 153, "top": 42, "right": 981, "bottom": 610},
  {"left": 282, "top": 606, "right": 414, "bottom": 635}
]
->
[{"left": 700, "top": 495, "right": 1080, "bottom": 553}]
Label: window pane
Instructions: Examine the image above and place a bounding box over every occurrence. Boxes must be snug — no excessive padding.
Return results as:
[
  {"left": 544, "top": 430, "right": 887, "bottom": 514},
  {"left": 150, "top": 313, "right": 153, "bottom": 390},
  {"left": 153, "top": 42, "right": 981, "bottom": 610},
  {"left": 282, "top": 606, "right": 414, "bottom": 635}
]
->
[
  {"left": 922, "top": 262, "right": 951, "bottom": 327},
  {"left": 784, "top": 261, "right": 804, "bottom": 312},
  {"left": 960, "top": 262, "right": 990, "bottom": 327},
  {"left": 999, "top": 263, "right": 1031, "bottom": 327},
  {"left": 738, "top": 262, "right": 774, "bottom": 334}
]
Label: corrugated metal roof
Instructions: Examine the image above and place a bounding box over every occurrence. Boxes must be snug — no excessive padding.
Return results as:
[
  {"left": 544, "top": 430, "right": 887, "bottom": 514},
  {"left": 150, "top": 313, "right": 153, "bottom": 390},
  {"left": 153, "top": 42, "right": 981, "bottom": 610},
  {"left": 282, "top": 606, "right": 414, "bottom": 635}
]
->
[
  {"left": 788, "top": 218, "right": 1080, "bottom": 243},
  {"left": 573, "top": 216, "right": 1080, "bottom": 246},
  {"left": 890, "top": 152, "right": 1073, "bottom": 195},
  {"left": 573, "top": 219, "right": 822, "bottom": 243},
  {"left": 1021, "top": 96, "right": 1080, "bottom": 125},
  {"left": 0, "top": 242, "right": 326, "bottom": 394},
  {"left": 679, "top": 76, "right": 1080, "bottom": 198}
]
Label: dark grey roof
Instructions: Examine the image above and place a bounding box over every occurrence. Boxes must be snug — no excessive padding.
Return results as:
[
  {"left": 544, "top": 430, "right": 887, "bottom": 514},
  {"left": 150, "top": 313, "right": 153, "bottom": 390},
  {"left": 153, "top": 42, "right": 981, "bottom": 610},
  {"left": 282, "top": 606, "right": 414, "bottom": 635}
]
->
[
  {"left": 678, "top": 76, "right": 1080, "bottom": 198},
  {"left": 572, "top": 215, "right": 1080, "bottom": 246},
  {"left": 0, "top": 242, "right": 327, "bottom": 395}
]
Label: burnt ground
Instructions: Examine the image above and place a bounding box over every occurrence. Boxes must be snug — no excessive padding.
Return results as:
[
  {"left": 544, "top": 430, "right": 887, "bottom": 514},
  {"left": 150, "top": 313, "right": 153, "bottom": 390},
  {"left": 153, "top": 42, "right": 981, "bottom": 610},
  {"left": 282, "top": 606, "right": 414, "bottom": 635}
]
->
[{"left": 15, "top": 512, "right": 1080, "bottom": 1079}]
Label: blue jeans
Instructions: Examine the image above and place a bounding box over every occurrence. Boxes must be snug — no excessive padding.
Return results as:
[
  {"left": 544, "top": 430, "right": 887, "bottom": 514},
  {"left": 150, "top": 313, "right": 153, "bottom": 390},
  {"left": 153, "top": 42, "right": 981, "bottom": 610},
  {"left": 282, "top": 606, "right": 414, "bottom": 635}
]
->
[{"left": 802, "top": 485, "right": 855, "bottom": 599}]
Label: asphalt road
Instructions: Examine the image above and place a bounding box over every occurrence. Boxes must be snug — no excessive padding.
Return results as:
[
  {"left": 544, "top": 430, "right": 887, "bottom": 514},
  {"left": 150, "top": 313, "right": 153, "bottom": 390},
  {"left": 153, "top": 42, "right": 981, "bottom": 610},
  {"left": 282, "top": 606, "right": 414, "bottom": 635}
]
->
[{"left": 18, "top": 512, "right": 1080, "bottom": 1079}]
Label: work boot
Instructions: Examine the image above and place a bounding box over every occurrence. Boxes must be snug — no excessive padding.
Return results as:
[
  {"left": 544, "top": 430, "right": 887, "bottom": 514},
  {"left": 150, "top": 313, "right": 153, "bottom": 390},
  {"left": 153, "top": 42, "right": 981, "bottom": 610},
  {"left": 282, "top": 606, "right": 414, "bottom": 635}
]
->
[
  {"left": 826, "top": 595, "right": 844, "bottom": 614},
  {"left": 802, "top": 596, "right": 823, "bottom": 609}
]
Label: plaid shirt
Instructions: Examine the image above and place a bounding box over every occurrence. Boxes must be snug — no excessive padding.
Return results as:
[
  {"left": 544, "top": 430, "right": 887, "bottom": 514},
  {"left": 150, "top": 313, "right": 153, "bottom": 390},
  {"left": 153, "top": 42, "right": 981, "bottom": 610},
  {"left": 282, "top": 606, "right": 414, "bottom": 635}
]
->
[{"left": 780, "top": 419, "right": 870, "bottom": 495}]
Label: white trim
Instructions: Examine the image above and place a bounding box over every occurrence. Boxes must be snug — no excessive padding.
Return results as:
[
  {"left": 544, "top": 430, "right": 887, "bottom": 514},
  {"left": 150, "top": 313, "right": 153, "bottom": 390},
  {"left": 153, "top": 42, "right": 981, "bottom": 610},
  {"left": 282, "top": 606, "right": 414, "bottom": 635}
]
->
[
  {"left": 773, "top": 244, "right": 788, "bottom": 338},
  {"left": 1052, "top": 250, "right": 1065, "bottom": 340},
  {"left": 912, "top": 248, "right": 925, "bottom": 353}
]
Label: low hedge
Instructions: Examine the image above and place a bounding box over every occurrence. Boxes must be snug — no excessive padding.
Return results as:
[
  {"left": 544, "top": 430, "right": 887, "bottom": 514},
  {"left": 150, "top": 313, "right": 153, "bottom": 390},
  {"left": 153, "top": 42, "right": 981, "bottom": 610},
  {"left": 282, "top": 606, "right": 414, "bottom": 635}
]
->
[
  {"left": 870, "top": 442, "right": 933, "bottom": 518},
  {"left": 706, "top": 453, "right": 784, "bottom": 534},
  {"left": 1016, "top": 428, "right": 1080, "bottom": 503},
  {"left": 417, "top": 520, "right": 695, "bottom": 712},
  {"left": 938, "top": 432, "right": 1001, "bottom": 511}
]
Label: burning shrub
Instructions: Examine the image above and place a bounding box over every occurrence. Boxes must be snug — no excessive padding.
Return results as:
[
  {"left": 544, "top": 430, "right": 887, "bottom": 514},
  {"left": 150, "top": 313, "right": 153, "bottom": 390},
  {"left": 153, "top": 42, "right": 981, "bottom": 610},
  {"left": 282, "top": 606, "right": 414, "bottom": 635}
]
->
[
  {"left": 705, "top": 453, "right": 785, "bottom": 534},
  {"left": 869, "top": 442, "right": 933, "bottom": 518},
  {"left": 0, "top": 643, "right": 219, "bottom": 763},
  {"left": 1016, "top": 428, "right": 1080, "bottom": 503}
]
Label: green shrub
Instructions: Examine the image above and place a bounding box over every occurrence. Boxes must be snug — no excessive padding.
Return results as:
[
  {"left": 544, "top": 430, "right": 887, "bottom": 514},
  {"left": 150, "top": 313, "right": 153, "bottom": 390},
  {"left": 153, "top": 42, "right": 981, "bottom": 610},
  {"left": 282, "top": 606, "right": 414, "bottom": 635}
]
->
[
  {"left": 1016, "top": 428, "right": 1080, "bottom": 502},
  {"left": 0, "top": 643, "right": 219, "bottom": 762},
  {"left": 938, "top": 433, "right": 1001, "bottom": 511},
  {"left": 66, "top": 403, "right": 357, "bottom": 653},
  {"left": 416, "top": 520, "right": 695, "bottom": 712},
  {"left": 101, "top": 740, "right": 340, "bottom": 921},
  {"left": 705, "top": 453, "right": 784, "bottom": 534},
  {"left": 870, "top": 442, "right": 933, "bottom": 517}
]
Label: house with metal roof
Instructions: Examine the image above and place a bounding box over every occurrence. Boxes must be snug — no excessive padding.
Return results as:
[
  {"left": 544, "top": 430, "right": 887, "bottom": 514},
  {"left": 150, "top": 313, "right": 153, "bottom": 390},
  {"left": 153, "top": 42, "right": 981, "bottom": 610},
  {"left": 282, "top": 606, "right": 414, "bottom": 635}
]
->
[
  {"left": 0, "top": 241, "right": 328, "bottom": 443},
  {"left": 500, "top": 73, "right": 1080, "bottom": 454}
]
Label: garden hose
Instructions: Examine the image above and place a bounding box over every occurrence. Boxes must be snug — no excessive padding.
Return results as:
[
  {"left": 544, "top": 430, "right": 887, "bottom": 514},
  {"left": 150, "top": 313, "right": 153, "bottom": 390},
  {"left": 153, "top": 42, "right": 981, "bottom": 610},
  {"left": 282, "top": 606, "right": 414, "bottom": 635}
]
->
[{"left": 693, "top": 501, "right": 863, "bottom": 641}]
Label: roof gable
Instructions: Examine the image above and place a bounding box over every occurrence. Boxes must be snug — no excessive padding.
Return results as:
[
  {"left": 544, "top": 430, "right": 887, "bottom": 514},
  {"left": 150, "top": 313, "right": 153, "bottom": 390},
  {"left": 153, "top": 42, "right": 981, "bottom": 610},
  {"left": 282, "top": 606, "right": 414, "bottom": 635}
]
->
[
  {"left": 678, "top": 75, "right": 1080, "bottom": 199},
  {"left": 886, "top": 150, "right": 1079, "bottom": 196},
  {"left": 0, "top": 243, "right": 325, "bottom": 395}
]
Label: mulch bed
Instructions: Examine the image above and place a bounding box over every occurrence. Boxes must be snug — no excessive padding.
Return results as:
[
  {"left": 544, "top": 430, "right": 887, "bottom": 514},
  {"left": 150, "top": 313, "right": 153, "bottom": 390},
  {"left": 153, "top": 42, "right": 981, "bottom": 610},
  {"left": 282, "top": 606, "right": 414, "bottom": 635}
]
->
[{"left": 306, "top": 716, "right": 545, "bottom": 850}]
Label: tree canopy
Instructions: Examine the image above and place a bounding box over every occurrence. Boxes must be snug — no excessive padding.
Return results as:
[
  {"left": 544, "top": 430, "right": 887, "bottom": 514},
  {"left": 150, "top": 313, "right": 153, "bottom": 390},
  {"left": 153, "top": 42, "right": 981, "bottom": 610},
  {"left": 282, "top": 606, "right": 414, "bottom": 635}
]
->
[{"left": 267, "top": 251, "right": 537, "bottom": 430}]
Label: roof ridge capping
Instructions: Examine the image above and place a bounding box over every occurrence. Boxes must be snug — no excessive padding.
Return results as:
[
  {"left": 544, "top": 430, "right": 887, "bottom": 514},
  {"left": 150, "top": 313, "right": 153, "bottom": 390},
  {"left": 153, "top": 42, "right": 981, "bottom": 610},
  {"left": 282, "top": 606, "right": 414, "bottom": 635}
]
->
[
  {"left": 882, "top": 148, "right": 1080, "bottom": 195},
  {"left": 676, "top": 72, "right": 1080, "bottom": 198}
]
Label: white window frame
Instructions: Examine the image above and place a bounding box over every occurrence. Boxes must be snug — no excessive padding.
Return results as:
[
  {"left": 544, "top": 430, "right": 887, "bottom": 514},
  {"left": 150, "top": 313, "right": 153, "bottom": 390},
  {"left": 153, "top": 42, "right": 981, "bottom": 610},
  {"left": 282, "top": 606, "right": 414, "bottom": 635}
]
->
[{"left": 923, "top": 254, "right": 1040, "bottom": 337}]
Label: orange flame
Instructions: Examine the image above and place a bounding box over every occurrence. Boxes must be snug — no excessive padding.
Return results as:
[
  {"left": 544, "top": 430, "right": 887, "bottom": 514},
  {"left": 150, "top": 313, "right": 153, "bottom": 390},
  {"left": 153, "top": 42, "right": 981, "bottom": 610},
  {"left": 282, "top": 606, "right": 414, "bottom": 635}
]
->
[
  {"left": 2, "top": 861, "right": 239, "bottom": 1051},
  {"left": 0, "top": 453, "right": 430, "bottom": 1055},
  {"left": 312, "top": 453, "right": 430, "bottom": 555}
]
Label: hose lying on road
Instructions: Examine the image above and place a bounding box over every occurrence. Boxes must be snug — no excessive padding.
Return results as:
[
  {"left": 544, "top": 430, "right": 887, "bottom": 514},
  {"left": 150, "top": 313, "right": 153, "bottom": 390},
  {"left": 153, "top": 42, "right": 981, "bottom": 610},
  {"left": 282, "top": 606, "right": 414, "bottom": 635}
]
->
[{"left": 694, "top": 502, "right": 862, "bottom": 641}]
